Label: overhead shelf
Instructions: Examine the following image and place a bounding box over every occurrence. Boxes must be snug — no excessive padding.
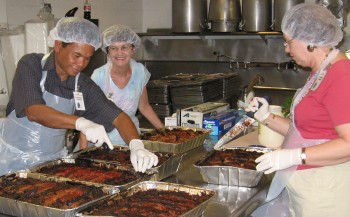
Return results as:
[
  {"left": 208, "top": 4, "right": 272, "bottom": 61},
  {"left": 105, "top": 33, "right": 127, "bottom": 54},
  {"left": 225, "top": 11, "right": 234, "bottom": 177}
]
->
[{"left": 139, "top": 31, "right": 283, "bottom": 46}]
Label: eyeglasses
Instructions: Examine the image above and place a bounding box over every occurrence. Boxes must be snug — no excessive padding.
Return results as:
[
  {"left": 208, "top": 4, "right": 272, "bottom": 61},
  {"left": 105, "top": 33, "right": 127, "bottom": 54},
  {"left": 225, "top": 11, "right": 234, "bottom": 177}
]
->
[
  {"left": 109, "top": 44, "right": 133, "bottom": 52},
  {"left": 283, "top": 38, "right": 294, "bottom": 47}
]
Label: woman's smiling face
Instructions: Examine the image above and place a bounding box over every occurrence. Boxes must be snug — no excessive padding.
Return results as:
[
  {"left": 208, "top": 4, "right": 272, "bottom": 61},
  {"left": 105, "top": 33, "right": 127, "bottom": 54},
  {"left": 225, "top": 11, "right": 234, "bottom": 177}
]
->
[{"left": 107, "top": 42, "right": 134, "bottom": 67}]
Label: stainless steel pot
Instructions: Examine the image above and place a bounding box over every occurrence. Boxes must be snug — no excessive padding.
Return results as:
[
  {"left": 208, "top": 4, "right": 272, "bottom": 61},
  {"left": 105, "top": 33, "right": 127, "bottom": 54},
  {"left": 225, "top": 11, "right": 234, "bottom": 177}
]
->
[
  {"left": 274, "top": 0, "right": 304, "bottom": 31},
  {"left": 172, "top": 0, "right": 208, "bottom": 33},
  {"left": 241, "top": 0, "right": 272, "bottom": 32},
  {"left": 208, "top": 0, "right": 241, "bottom": 32}
]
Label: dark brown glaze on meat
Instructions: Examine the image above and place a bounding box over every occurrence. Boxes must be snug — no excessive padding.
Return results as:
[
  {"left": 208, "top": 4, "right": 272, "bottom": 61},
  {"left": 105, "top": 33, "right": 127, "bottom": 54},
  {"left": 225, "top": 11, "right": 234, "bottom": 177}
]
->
[
  {"left": 0, "top": 177, "right": 106, "bottom": 209},
  {"left": 141, "top": 128, "right": 204, "bottom": 143},
  {"left": 199, "top": 149, "right": 264, "bottom": 170},
  {"left": 82, "top": 189, "right": 213, "bottom": 217},
  {"left": 78, "top": 149, "right": 171, "bottom": 166},
  {"left": 37, "top": 160, "right": 139, "bottom": 185}
]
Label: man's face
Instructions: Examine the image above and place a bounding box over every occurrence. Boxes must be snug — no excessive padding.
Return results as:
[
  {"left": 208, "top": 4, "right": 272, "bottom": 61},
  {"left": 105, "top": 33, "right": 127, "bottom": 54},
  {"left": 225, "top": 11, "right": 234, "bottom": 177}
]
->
[{"left": 54, "top": 41, "right": 95, "bottom": 80}]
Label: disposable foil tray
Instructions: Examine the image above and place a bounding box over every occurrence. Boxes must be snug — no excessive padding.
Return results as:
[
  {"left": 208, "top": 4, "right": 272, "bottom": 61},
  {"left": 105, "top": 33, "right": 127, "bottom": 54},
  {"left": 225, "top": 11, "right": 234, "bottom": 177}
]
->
[
  {"left": 141, "top": 126, "right": 211, "bottom": 154},
  {"left": 194, "top": 146, "right": 272, "bottom": 187},
  {"left": 29, "top": 157, "right": 152, "bottom": 190},
  {"left": 76, "top": 181, "right": 216, "bottom": 217},
  {"left": 73, "top": 146, "right": 184, "bottom": 181},
  {"left": 0, "top": 171, "right": 116, "bottom": 217}
]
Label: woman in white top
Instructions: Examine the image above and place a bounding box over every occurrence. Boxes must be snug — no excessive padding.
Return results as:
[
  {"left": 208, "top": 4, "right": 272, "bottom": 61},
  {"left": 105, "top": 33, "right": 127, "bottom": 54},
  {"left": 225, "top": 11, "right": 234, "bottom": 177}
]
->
[{"left": 79, "top": 25, "right": 164, "bottom": 148}]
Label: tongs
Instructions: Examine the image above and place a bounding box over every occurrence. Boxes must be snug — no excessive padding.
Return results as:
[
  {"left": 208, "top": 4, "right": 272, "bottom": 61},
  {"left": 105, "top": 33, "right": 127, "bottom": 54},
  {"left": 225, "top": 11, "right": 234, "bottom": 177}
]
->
[{"left": 213, "top": 115, "right": 255, "bottom": 150}]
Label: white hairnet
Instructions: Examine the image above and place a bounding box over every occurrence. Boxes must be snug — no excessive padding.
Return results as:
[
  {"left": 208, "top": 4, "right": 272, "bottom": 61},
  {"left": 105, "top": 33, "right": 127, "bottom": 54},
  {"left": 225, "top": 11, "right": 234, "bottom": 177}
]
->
[
  {"left": 101, "top": 25, "right": 141, "bottom": 53},
  {"left": 48, "top": 17, "right": 101, "bottom": 50},
  {"left": 281, "top": 3, "right": 343, "bottom": 47}
]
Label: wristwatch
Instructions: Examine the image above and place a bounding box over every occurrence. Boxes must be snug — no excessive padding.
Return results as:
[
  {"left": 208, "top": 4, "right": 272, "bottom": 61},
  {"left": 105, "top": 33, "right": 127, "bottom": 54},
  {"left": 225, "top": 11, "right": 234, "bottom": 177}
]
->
[{"left": 301, "top": 147, "right": 307, "bottom": 165}]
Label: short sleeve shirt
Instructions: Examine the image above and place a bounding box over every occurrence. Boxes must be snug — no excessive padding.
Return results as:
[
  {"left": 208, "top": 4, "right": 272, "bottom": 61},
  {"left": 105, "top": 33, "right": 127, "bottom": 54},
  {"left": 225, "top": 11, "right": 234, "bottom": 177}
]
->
[
  {"left": 6, "top": 52, "right": 122, "bottom": 132},
  {"left": 295, "top": 59, "right": 350, "bottom": 139}
]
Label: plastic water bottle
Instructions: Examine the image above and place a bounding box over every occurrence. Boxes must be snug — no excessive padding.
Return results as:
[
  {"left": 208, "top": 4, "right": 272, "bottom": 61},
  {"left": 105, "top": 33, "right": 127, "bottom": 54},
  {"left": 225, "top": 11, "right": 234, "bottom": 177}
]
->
[
  {"left": 258, "top": 105, "right": 285, "bottom": 149},
  {"left": 84, "top": 0, "right": 91, "bottom": 20}
]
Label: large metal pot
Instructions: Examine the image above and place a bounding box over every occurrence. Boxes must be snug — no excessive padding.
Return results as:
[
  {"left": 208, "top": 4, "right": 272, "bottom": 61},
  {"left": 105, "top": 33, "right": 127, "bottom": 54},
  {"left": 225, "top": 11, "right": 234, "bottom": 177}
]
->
[
  {"left": 172, "top": 0, "right": 208, "bottom": 33},
  {"left": 241, "top": 0, "right": 272, "bottom": 32},
  {"left": 208, "top": 0, "right": 241, "bottom": 32},
  {"left": 274, "top": 0, "right": 304, "bottom": 31}
]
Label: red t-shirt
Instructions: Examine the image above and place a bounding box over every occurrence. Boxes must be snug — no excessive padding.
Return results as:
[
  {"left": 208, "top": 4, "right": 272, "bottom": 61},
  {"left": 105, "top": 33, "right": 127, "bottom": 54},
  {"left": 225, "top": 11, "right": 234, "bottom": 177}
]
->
[{"left": 295, "top": 59, "right": 350, "bottom": 139}]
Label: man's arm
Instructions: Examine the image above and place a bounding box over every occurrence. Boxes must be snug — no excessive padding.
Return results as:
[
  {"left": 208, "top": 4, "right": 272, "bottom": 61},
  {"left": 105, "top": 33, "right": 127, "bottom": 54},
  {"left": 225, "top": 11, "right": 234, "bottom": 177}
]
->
[
  {"left": 25, "top": 105, "right": 78, "bottom": 129},
  {"left": 113, "top": 112, "right": 140, "bottom": 144}
]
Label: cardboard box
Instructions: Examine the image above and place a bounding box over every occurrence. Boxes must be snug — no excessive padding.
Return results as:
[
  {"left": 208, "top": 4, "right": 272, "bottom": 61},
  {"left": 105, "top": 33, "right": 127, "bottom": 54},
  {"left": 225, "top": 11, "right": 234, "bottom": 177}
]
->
[
  {"left": 164, "top": 116, "right": 177, "bottom": 126},
  {"left": 203, "top": 111, "right": 236, "bottom": 136},
  {"left": 181, "top": 102, "right": 229, "bottom": 128}
]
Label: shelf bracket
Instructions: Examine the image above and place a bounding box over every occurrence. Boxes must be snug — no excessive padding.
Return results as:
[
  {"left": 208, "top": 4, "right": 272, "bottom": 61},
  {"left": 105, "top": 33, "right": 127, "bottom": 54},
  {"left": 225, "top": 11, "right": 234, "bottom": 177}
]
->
[
  {"left": 147, "top": 37, "right": 159, "bottom": 46},
  {"left": 259, "top": 35, "right": 268, "bottom": 45}
]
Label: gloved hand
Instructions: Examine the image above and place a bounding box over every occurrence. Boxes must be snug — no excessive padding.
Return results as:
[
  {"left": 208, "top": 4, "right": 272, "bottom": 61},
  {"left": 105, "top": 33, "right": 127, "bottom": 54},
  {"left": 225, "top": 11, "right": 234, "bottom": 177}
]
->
[
  {"left": 245, "top": 97, "right": 270, "bottom": 122},
  {"left": 75, "top": 117, "right": 114, "bottom": 150},
  {"left": 255, "top": 148, "right": 302, "bottom": 174},
  {"left": 129, "top": 139, "right": 159, "bottom": 173}
]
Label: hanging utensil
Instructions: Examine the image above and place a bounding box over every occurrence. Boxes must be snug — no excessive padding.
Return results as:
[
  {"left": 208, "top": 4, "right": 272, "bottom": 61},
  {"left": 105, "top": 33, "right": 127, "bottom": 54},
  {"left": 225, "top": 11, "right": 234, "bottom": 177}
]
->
[{"left": 65, "top": 7, "right": 79, "bottom": 17}]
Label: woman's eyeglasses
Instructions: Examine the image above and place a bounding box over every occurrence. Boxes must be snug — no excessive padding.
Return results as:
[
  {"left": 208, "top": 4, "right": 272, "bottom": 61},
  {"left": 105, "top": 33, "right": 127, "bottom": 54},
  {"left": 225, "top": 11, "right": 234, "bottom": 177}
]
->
[
  {"left": 283, "top": 38, "right": 294, "bottom": 47},
  {"left": 109, "top": 44, "right": 133, "bottom": 52}
]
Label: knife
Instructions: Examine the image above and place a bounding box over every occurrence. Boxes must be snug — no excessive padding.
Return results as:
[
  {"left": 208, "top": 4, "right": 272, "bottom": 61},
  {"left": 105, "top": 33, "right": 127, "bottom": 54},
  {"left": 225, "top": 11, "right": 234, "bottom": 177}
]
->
[{"left": 213, "top": 115, "right": 255, "bottom": 150}]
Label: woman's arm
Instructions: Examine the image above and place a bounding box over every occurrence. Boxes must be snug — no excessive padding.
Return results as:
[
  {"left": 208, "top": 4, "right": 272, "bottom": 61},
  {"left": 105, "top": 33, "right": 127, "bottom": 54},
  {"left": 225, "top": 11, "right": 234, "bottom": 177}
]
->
[
  {"left": 138, "top": 87, "right": 164, "bottom": 129},
  {"left": 305, "top": 123, "right": 350, "bottom": 166},
  {"left": 261, "top": 113, "right": 291, "bottom": 136}
]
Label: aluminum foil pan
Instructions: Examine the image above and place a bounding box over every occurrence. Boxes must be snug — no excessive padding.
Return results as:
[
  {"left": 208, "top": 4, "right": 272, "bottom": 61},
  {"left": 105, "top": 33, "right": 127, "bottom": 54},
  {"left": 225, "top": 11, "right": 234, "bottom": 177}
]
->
[
  {"left": 141, "top": 126, "right": 211, "bottom": 154},
  {"left": 29, "top": 157, "right": 153, "bottom": 190},
  {"left": 73, "top": 146, "right": 184, "bottom": 181},
  {"left": 194, "top": 146, "right": 273, "bottom": 187},
  {"left": 0, "top": 171, "right": 116, "bottom": 217},
  {"left": 76, "top": 181, "right": 216, "bottom": 217}
]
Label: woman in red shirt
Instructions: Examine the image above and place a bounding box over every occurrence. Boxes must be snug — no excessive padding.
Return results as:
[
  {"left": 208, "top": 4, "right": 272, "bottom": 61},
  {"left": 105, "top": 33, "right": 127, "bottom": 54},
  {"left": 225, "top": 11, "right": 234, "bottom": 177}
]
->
[{"left": 248, "top": 3, "right": 350, "bottom": 217}]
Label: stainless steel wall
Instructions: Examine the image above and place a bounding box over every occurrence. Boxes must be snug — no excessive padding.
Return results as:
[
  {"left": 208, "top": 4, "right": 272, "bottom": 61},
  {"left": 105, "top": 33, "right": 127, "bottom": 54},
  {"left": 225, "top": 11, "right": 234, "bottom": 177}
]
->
[
  {"left": 134, "top": 35, "right": 309, "bottom": 89},
  {"left": 135, "top": 34, "right": 350, "bottom": 89}
]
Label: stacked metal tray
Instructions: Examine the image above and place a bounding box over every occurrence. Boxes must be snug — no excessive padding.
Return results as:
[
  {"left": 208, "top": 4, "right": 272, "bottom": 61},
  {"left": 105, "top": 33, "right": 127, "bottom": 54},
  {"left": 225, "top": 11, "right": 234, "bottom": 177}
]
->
[
  {"left": 147, "top": 79, "right": 177, "bottom": 118},
  {"left": 76, "top": 181, "right": 216, "bottom": 217},
  {"left": 73, "top": 146, "right": 184, "bottom": 181},
  {"left": 205, "top": 72, "right": 242, "bottom": 98},
  {"left": 29, "top": 157, "right": 153, "bottom": 190},
  {"left": 170, "top": 77, "right": 223, "bottom": 110},
  {"left": 0, "top": 171, "right": 116, "bottom": 217},
  {"left": 141, "top": 126, "right": 211, "bottom": 154},
  {"left": 194, "top": 146, "right": 273, "bottom": 187}
]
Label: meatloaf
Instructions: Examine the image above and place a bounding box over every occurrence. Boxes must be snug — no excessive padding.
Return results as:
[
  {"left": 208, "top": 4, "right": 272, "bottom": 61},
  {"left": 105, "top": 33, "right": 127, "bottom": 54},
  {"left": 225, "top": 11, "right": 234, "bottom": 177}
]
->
[
  {"left": 82, "top": 189, "right": 213, "bottom": 217},
  {"left": 199, "top": 149, "right": 264, "bottom": 170},
  {"left": 0, "top": 176, "right": 106, "bottom": 209},
  {"left": 37, "top": 159, "right": 139, "bottom": 185},
  {"left": 141, "top": 128, "right": 205, "bottom": 143},
  {"left": 78, "top": 148, "right": 171, "bottom": 165}
]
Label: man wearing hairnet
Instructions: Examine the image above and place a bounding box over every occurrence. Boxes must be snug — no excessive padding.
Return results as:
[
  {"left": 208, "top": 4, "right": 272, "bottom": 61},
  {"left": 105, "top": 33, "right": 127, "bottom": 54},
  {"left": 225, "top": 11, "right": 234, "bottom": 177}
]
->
[
  {"left": 246, "top": 3, "right": 350, "bottom": 217},
  {"left": 77, "top": 25, "right": 164, "bottom": 152},
  {"left": 0, "top": 17, "right": 158, "bottom": 175}
]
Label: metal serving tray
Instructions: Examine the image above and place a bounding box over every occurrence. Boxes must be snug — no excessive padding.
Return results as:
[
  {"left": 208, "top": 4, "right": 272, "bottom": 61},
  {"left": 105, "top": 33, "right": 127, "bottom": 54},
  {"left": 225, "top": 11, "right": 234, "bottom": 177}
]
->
[
  {"left": 29, "top": 157, "right": 153, "bottom": 190},
  {"left": 0, "top": 171, "right": 116, "bottom": 217},
  {"left": 76, "top": 181, "right": 216, "bottom": 217},
  {"left": 194, "top": 146, "right": 273, "bottom": 187},
  {"left": 141, "top": 126, "right": 211, "bottom": 154},
  {"left": 73, "top": 146, "right": 184, "bottom": 181}
]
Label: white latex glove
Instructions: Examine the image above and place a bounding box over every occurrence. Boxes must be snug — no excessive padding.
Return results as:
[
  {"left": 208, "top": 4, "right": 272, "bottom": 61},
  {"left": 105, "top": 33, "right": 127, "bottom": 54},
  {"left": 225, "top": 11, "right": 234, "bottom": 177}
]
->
[
  {"left": 75, "top": 117, "right": 114, "bottom": 150},
  {"left": 129, "top": 139, "right": 159, "bottom": 173},
  {"left": 255, "top": 148, "right": 302, "bottom": 174},
  {"left": 245, "top": 97, "right": 270, "bottom": 122}
]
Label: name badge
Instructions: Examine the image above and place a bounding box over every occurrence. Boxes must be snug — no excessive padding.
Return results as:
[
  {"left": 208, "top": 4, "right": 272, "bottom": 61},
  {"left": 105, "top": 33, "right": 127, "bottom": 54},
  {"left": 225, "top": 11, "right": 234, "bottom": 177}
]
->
[{"left": 73, "top": 91, "right": 86, "bottom": 111}]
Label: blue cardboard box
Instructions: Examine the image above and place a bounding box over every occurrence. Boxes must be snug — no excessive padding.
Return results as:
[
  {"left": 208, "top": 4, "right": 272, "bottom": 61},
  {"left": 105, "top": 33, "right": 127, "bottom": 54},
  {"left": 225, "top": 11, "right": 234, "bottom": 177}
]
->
[{"left": 203, "top": 111, "right": 237, "bottom": 136}]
